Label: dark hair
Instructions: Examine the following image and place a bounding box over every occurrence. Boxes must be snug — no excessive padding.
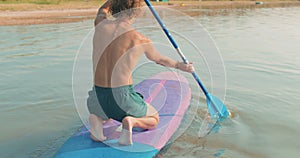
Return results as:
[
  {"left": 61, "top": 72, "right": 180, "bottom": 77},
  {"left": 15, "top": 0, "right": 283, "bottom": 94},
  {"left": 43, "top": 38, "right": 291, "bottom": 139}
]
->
[{"left": 109, "top": 0, "right": 142, "bottom": 18}]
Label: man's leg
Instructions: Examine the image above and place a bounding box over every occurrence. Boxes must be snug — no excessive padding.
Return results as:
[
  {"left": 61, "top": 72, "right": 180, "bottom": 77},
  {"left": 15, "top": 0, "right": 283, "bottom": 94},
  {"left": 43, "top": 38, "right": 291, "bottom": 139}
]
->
[
  {"left": 118, "top": 104, "right": 159, "bottom": 145},
  {"left": 89, "top": 114, "right": 107, "bottom": 141}
]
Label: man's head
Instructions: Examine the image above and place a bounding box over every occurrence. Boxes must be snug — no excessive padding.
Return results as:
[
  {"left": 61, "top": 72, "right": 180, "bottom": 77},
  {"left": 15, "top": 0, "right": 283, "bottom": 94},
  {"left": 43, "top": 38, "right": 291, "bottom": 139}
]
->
[{"left": 109, "top": 0, "right": 142, "bottom": 18}]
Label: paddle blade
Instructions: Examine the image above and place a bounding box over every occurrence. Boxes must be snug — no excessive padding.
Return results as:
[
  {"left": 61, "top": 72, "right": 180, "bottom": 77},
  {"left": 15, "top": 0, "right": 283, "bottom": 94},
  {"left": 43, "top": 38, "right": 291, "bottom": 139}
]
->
[
  {"left": 206, "top": 93, "right": 229, "bottom": 121},
  {"left": 198, "top": 113, "right": 219, "bottom": 137},
  {"left": 198, "top": 94, "right": 229, "bottom": 137}
]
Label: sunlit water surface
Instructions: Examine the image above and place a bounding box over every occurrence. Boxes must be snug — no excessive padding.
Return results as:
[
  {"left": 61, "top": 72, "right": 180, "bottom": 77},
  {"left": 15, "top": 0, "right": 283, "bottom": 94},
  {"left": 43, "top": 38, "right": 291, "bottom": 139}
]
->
[{"left": 1, "top": 6, "right": 299, "bottom": 158}]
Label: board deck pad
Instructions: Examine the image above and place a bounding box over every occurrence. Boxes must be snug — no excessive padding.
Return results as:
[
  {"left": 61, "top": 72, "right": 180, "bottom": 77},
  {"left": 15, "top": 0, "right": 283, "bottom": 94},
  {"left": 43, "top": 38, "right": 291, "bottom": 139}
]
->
[{"left": 55, "top": 72, "right": 191, "bottom": 158}]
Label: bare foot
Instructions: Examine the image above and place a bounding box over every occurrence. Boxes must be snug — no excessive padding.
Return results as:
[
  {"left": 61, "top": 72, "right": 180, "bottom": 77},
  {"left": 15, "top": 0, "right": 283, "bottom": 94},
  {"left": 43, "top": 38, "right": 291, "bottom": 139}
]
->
[
  {"left": 89, "top": 114, "right": 107, "bottom": 142},
  {"left": 90, "top": 133, "right": 107, "bottom": 142},
  {"left": 118, "top": 116, "right": 133, "bottom": 145},
  {"left": 118, "top": 129, "right": 132, "bottom": 145}
]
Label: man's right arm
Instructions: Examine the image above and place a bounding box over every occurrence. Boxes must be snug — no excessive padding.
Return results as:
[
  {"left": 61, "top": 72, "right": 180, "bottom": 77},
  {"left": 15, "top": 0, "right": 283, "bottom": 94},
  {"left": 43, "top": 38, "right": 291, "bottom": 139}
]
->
[
  {"left": 143, "top": 38, "right": 194, "bottom": 73},
  {"left": 94, "top": 0, "right": 111, "bottom": 26}
]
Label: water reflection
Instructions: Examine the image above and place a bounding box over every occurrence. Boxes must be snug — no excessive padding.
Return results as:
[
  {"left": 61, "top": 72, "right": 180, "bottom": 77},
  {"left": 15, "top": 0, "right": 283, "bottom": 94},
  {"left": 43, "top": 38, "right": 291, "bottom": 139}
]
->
[
  {"left": 1, "top": 4, "right": 300, "bottom": 158},
  {"left": 173, "top": 2, "right": 300, "bottom": 17}
]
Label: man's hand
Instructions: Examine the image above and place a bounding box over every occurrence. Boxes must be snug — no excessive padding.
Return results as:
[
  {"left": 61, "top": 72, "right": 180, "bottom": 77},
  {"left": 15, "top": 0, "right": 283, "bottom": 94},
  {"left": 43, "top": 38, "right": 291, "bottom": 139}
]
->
[{"left": 176, "top": 62, "right": 194, "bottom": 73}]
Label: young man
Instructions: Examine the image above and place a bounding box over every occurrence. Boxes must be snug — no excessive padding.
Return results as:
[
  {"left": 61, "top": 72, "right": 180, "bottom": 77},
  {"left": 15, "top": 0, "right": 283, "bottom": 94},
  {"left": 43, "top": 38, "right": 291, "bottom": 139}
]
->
[{"left": 88, "top": 0, "right": 194, "bottom": 145}]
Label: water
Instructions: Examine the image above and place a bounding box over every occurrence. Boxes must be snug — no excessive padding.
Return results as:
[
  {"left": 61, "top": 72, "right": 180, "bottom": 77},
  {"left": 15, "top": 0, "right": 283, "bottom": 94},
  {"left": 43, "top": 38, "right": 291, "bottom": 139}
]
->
[
  {"left": 1, "top": 6, "right": 300, "bottom": 158},
  {"left": 0, "top": 23, "right": 89, "bottom": 158}
]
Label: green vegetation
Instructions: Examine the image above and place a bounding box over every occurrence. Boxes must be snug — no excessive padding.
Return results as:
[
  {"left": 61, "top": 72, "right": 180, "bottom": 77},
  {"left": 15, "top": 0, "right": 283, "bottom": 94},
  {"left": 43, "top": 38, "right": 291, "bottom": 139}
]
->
[
  {"left": 0, "top": 0, "right": 101, "bottom": 5},
  {"left": 0, "top": 0, "right": 299, "bottom": 11},
  {"left": 31, "top": 0, "right": 60, "bottom": 5},
  {"left": 1, "top": 0, "right": 56, "bottom": 4},
  {"left": 1, "top": 0, "right": 298, "bottom": 4}
]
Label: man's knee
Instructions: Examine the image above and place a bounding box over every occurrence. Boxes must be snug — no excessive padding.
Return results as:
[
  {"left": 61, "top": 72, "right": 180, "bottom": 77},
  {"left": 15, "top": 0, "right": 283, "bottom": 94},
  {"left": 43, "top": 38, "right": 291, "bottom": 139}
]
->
[
  {"left": 89, "top": 114, "right": 98, "bottom": 120},
  {"left": 146, "top": 104, "right": 158, "bottom": 116},
  {"left": 150, "top": 113, "right": 160, "bottom": 126}
]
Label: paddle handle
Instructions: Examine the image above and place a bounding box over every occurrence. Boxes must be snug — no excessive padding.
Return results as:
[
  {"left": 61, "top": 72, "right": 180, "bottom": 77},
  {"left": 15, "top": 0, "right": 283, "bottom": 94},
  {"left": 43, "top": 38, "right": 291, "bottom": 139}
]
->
[{"left": 144, "top": 0, "right": 209, "bottom": 96}]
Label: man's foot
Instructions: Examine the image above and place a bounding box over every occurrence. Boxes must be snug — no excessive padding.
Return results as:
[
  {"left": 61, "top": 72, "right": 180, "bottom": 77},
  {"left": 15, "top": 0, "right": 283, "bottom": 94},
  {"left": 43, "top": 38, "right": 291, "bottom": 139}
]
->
[
  {"left": 89, "top": 114, "right": 107, "bottom": 142},
  {"left": 118, "top": 116, "right": 134, "bottom": 145},
  {"left": 90, "top": 133, "right": 107, "bottom": 142},
  {"left": 118, "top": 129, "right": 132, "bottom": 145}
]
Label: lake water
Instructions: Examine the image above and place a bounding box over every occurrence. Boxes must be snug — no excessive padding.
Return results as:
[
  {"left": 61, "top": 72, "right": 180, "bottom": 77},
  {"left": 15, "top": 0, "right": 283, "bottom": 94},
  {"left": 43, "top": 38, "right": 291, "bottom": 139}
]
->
[{"left": 1, "top": 6, "right": 300, "bottom": 158}]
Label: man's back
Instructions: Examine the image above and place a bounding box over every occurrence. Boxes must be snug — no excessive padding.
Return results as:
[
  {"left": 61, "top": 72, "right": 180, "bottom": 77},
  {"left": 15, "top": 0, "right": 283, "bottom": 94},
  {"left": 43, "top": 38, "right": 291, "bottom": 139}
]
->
[{"left": 93, "top": 19, "right": 148, "bottom": 87}]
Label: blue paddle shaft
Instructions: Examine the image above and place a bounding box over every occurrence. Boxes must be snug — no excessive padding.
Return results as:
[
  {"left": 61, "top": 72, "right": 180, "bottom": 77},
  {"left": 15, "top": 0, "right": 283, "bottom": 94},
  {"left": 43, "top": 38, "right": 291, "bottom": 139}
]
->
[
  {"left": 145, "top": 0, "right": 230, "bottom": 120},
  {"left": 144, "top": 0, "right": 178, "bottom": 48},
  {"left": 144, "top": 0, "right": 209, "bottom": 96}
]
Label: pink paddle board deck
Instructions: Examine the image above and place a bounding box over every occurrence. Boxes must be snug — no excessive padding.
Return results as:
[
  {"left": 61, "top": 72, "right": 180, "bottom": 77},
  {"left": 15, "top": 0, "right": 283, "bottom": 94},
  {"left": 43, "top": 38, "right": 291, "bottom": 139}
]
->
[{"left": 55, "top": 72, "right": 191, "bottom": 158}]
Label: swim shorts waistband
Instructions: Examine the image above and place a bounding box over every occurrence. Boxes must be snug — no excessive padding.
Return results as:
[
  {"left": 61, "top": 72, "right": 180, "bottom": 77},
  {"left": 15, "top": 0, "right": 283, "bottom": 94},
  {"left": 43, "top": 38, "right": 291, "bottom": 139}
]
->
[{"left": 94, "top": 85, "right": 134, "bottom": 93}]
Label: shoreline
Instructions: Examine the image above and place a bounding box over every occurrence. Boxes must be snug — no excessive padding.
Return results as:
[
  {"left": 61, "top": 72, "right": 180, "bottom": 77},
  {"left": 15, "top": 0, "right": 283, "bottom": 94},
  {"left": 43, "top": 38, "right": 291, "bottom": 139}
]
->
[
  {"left": 1, "top": 1, "right": 300, "bottom": 26},
  {"left": 0, "top": 9, "right": 97, "bottom": 26}
]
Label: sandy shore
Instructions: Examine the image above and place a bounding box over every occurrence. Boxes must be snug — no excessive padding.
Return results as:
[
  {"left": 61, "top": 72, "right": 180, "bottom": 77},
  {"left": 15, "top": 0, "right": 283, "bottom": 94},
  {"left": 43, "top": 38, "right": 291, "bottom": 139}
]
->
[
  {"left": 1, "top": 1, "right": 299, "bottom": 26},
  {"left": 0, "top": 9, "right": 97, "bottom": 26}
]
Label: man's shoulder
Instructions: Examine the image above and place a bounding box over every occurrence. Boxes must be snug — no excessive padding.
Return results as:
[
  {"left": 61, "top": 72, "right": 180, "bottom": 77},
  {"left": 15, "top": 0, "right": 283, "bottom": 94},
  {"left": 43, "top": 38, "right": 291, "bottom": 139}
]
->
[{"left": 129, "top": 30, "right": 151, "bottom": 43}]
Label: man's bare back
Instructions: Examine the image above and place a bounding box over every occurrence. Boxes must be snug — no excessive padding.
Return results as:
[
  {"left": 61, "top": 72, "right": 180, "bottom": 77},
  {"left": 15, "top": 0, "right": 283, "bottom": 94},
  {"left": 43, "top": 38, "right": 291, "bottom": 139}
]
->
[{"left": 93, "top": 18, "right": 151, "bottom": 88}]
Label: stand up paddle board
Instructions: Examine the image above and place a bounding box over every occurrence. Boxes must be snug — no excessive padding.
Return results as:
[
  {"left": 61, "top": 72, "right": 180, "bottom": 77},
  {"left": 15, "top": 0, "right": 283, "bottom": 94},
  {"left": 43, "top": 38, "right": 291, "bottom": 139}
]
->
[{"left": 55, "top": 72, "right": 191, "bottom": 158}]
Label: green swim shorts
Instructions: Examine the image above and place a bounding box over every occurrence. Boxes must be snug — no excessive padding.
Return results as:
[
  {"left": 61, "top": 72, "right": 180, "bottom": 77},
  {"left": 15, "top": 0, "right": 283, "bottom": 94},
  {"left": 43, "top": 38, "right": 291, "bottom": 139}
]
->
[{"left": 87, "top": 85, "right": 147, "bottom": 122}]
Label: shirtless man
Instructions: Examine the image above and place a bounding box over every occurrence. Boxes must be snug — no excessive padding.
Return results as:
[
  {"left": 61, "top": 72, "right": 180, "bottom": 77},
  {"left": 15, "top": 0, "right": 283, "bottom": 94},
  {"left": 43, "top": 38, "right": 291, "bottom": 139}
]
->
[{"left": 88, "top": 0, "right": 194, "bottom": 145}]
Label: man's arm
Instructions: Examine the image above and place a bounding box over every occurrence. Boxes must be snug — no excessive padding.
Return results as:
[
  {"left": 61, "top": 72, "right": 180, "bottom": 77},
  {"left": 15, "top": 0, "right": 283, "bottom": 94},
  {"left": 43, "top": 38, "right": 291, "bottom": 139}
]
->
[
  {"left": 94, "top": 0, "right": 111, "bottom": 26},
  {"left": 144, "top": 40, "right": 194, "bottom": 73}
]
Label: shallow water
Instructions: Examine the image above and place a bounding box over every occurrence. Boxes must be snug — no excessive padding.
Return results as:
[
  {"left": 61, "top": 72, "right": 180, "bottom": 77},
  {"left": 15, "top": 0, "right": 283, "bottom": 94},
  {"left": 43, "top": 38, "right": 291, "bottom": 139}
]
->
[{"left": 1, "top": 6, "right": 300, "bottom": 158}]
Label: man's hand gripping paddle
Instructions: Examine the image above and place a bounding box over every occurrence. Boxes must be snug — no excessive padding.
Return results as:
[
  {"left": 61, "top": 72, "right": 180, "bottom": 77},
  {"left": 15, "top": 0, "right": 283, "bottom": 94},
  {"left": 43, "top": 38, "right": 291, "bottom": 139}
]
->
[{"left": 144, "top": 0, "right": 230, "bottom": 136}]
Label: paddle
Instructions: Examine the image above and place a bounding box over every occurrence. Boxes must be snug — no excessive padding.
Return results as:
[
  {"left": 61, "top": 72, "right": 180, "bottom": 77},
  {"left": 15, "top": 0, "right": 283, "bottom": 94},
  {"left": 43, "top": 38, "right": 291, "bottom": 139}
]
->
[{"left": 144, "top": 0, "right": 230, "bottom": 134}]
